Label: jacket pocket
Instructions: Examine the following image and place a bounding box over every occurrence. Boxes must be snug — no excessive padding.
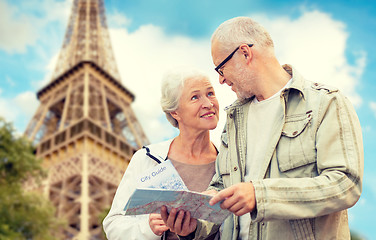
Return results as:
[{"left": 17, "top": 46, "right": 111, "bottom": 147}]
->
[{"left": 276, "top": 112, "right": 317, "bottom": 177}]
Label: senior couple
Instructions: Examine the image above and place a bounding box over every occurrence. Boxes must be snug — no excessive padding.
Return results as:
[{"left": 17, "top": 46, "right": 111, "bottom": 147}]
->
[{"left": 103, "top": 17, "right": 364, "bottom": 240}]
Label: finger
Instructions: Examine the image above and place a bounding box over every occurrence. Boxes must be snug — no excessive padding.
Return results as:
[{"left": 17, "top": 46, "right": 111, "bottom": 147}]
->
[
  {"left": 209, "top": 188, "right": 234, "bottom": 206},
  {"left": 150, "top": 214, "right": 164, "bottom": 223},
  {"left": 150, "top": 212, "right": 169, "bottom": 236},
  {"left": 202, "top": 189, "right": 218, "bottom": 196},
  {"left": 166, "top": 208, "right": 178, "bottom": 229},
  {"left": 174, "top": 210, "right": 185, "bottom": 233},
  {"left": 149, "top": 213, "right": 162, "bottom": 220},
  {"left": 160, "top": 206, "right": 168, "bottom": 223},
  {"left": 220, "top": 194, "right": 239, "bottom": 210},
  {"left": 232, "top": 200, "right": 254, "bottom": 216},
  {"left": 234, "top": 207, "right": 251, "bottom": 216},
  {"left": 226, "top": 201, "right": 245, "bottom": 214},
  {"left": 191, "top": 218, "right": 197, "bottom": 229},
  {"left": 183, "top": 211, "right": 197, "bottom": 236},
  {"left": 151, "top": 219, "right": 167, "bottom": 226},
  {"left": 153, "top": 225, "right": 169, "bottom": 236},
  {"left": 182, "top": 211, "right": 191, "bottom": 230},
  {"left": 158, "top": 225, "right": 169, "bottom": 232}
]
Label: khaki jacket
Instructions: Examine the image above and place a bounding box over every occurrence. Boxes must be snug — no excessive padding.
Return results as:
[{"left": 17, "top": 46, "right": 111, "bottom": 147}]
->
[{"left": 196, "top": 65, "right": 364, "bottom": 240}]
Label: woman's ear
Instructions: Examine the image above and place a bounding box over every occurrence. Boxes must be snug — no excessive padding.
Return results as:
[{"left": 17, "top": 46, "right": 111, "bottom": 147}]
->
[{"left": 170, "top": 111, "right": 180, "bottom": 121}]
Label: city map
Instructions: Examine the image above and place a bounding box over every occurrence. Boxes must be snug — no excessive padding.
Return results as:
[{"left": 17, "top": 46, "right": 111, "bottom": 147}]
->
[
  {"left": 124, "top": 188, "right": 231, "bottom": 224},
  {"left": 123, "top": 159, "right": 230, "bottom": 224}
]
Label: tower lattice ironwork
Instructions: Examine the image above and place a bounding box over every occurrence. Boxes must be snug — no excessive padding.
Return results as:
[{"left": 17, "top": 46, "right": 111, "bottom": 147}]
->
[{"left": 24, "top": 0, "right": 149, "bottom": 239}]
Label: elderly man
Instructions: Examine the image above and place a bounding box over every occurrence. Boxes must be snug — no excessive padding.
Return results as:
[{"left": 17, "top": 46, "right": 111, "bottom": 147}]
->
[{"left": 162, "top": 17, "right": 363, "bottom": 240}]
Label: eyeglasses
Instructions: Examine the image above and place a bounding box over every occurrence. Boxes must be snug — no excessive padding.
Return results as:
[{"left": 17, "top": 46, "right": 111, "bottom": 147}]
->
[{"left": 214, "top": 44, "right": 254, "bottom": 76}]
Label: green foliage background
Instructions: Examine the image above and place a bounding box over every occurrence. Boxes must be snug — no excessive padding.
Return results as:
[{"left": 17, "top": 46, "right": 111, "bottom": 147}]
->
[{"left": 0, "top": 118, "right": 64, "bottom": 240}]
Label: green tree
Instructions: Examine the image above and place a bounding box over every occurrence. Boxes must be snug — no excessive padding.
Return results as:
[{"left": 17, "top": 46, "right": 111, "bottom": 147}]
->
[{"left": 0, "top": 117, "right": 63, "bottom": 240}]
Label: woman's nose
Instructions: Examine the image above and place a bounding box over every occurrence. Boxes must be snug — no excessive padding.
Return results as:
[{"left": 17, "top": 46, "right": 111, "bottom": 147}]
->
[{"left": 202, "top": 97, "right": 214, "bottom": 108}]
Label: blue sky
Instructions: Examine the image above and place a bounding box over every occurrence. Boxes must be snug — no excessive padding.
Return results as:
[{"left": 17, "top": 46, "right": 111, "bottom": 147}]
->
[{"left": 0, "top": 0, "right": 375, "bottom": 238}]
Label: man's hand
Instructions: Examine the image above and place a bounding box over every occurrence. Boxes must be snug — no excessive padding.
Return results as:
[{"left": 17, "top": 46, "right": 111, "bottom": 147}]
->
[
  {"left": 160, "top": 206, "right": 197, "bottom": 236},
  {"left": 209, "top": 182, "right": 256, "bottom": 216},
  {"left": 149, "top": 213, "right": 169, "bottom": 236}
]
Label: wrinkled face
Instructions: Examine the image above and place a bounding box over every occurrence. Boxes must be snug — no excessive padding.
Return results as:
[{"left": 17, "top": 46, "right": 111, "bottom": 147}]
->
[
  {"left": 172, "top": 77, "right": 219, "bottom": 131},
  {"left": 212, "top": 41, "right": 254, "bottom": 100}
]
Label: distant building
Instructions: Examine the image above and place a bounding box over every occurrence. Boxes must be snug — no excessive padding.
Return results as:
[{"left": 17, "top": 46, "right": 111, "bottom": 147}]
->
[{"left": 24, "top": 0, "right": 149, "bottom": 238}]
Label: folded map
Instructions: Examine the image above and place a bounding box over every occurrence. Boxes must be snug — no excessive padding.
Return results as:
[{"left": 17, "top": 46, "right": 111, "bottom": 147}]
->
[
  {"left": 124, "top": 159, "right": 230, "bottom": 223},
  {"left": 124, "top": 188, "right": 231, "bottom": 224}
]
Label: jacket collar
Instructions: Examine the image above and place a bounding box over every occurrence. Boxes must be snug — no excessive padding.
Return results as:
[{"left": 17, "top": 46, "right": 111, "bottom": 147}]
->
[
  {"left": 224, "top": 64, "right": 306, "bottom": 113},
  {"left": 282, "top": 64, "right": 306, "bottom": 100}
]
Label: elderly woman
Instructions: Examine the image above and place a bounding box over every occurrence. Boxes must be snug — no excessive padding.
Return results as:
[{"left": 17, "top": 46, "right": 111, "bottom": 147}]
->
[{"left": 103, "top": 69, "right": 220, "bottom": 240}]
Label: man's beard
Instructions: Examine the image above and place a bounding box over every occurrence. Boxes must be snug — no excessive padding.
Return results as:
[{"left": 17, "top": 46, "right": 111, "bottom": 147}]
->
[{"left": 233, "top": 65, "right": 254, "bottom": 100}]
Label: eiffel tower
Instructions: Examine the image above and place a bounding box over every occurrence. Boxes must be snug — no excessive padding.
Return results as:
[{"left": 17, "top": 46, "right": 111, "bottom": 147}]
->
[{"left": 24, "top": 0, "right": 149, "bottom": 239}]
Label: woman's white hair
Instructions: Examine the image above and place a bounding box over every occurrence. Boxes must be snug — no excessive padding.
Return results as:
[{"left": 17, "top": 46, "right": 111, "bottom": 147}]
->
[
  {"left": 161, "top": 68, "right": 209, "bottom": 128},
  {"left": 211, "top": 16, "right": 274, "bottom": 51}
]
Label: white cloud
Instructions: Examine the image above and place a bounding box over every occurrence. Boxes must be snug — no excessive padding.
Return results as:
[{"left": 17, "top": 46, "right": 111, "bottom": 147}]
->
[
  {"left": 0, "top": 97, "right": 17, "bottom": 121},
  {"left": 370, "top": 102, "right": 376, "bottom": 119},
  {"left": 0, "top": 0, "right": 38, "bottom": 53},
  {"left": 13, "top": 91, "right": 39, "bottom": 117},
  {"left": 253, "top": 10, "right": 365, "bottom": 107},
  {"left": 31, "top": 51, "right": 60, "bottom": 89},
  {"left": 0, "top": 91, "right": 39, "bottom": 133},
  {"left": 0, "top": 0, "right": 71, "bottom": 55},
  {"left": 107, "top": 10, "right": 131, "bottom": 28},
  {"left": 2, "top": 0, "right": 71, "bottom": 88},
  {"left": 107, "top": 9, "right": 365, "bottom": 144},
  {"left": 20, "top": 7, "right": 363, "bottom": 144},
  {"left": 109, "top": 25, "right": 235, "bottom": 144}
]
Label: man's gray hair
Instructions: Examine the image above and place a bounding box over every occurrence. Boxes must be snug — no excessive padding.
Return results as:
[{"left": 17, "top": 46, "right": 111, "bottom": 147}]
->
[
  {"left": 211, "top": 16, "right": 274, "bottom": 51},
  {"left": 160, "top": 68, "right": 210, "bottom": 128}
]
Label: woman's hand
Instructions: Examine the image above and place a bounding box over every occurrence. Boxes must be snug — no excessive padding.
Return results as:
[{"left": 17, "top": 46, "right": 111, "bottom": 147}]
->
[
  {"left": 161, "top": 206, "right": 197, "bottom": 236},
  {"left": 149, "top": 213, "right": 169, "bottom": 236}
]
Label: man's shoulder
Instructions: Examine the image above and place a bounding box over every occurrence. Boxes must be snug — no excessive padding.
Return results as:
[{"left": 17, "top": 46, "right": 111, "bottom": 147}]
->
[
  {"left": 301, "top": 80, "right": 352, "bottom": 115},
  {"left": 309, "top": 81, "right": 339, "bottom": 94},
  {"left": 297, "top": 79, "right": 341, "bottom": 101},
  {"left": 286, "top": 65, "right": 339, "bottom": 96}
]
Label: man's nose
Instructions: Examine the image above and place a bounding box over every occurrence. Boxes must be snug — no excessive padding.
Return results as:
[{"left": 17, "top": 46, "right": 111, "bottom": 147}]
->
[{"left": 219, "top": 75, "right": 226, "bottom": 85}]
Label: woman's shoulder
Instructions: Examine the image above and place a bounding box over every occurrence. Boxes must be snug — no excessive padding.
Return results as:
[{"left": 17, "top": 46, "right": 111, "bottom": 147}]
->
[
  {"left": 129, "top": 138, "right": 174, "bottom": 165},
  {"left": 142, "top": 138, "right": 174, "bottom": 157}
]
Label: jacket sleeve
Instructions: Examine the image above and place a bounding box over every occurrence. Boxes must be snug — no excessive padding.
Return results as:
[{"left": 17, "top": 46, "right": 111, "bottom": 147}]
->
[
  {"left": 193, "top": 220, "right": 221, "bottom": 240},
  {"left": 194, "top": 140, "right": 228, "bottom": 239},
  {"left": 251, "top": 92, "right": 364, "bottom": 222},
  {"left": 102, "top": 149, "right": 161, "bottom": 240},
  {"left": 207, "top": 127, "right": 228, "bottom": 193}
]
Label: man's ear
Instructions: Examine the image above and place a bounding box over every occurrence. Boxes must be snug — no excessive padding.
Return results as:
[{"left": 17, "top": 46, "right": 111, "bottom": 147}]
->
[{"left": 239, "top": 44, "right": 252, "bottom": 63}]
